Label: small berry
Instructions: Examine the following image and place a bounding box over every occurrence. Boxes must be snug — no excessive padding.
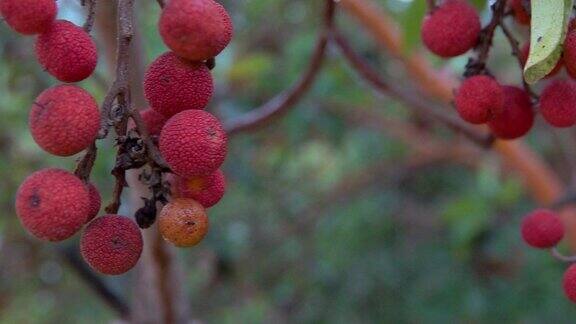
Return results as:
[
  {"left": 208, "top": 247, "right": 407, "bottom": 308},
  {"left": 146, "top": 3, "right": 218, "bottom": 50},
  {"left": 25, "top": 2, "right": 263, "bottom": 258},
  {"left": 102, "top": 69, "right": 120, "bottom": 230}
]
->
[
  {"left": 159, "top": 0, "right": 233, "bottom": 61},
  {"left": 520, "top": 42, "right": 562, "bottom": 77},
  {"left": 159, "top": 110, "right": 227, "bottom": 178},
  {"left": 80, "top": 215, "right": 143, "bottom": 275},
  {"left": 508, "top": 0, "right": 530, "bottom": 25},
  {"left": 144, "top": 52, "right": 214, "bottom": 118},
  {"left": 169, "top": 169, "right": 226, "bottom": 208},
  {"left": 36, "top": 20, "right": 98, "bottom": 82},
  {"left": 488, "top": 86, "right": 534, "bottom": 140},
  {"left": 421, "top": 0, "right": 481, "bottom": 57},
  {"left": 158, "top": 198, "right": 209, "bottom": 247},
  {"left": 15, "top": 168, "right": 90, "bottom": 242},
  {"left": 521, "top": 209, "right": 564, "bottom": 249},
  {"left": 29, "top": 85, "right": 100, "bottom": 156},
  {"left": 563, "top": 264, "right": 576, "bottom": 303},
  {"left": 563, "top": 31, "right": 576, "bottom": 79},
  {"left": 539, "top": 79, "right": 576, "bottom": 128},
  {"left": 130, "top": 108, "right": 168, "bottom": 136},
  {"left": 0, "top": 0, "right": 56, "bottom": 35},
  {"left": 454, "top": 75, "right": 505, "bottom": 124},
  {"left": 86, "top": 183, "right": 101, "bottom": 222}
]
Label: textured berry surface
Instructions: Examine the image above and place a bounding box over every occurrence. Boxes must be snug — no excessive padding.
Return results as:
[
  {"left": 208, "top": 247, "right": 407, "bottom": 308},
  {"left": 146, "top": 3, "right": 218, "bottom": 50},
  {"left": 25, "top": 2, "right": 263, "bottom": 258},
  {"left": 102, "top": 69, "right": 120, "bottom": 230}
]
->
[
  {"left": 144, "top": 52, "right": 214, "bottom": 117},
  {"left": 564, "top": 264, "right": 576, "bottom": 303},
  {"left": 488, "top": 86, "right": 534, "bottom": 140},
  {"left": 80, "top": 215, "right": 143, "bottom": 275},
  {"left": 0, "top": 0, "right": 56, "bottom": 35},
  {"left": 86, "top": 183, "right": 101, "bottom": 222},
  {"left": 160, "top": 110, "right": 227, "bottom": 177},
  {"left": 159, "top": 0, "right": 233, "bottom": 61},
  {"left": 540, "top": 79, "right": 576, "bottom": 127},
  {"left": 520, "top": 42, "right": 562, "bottom": 77},
  {"left": 508, "top": 0, "right": 530, "bottom": 25},
  {"left": 159, "top": 199, "right": 209, "bottom": 247},
  {"left": 521, "top": 209, "right": 564, "bottom": 249},
  {"left": 15, "top": 168, "right": 90, "bottom": 242},
  {"left": 30, "top": 85, "right": 100, "bottom": 156},
  {"left": 170, "top": 169, "right": 226, "bottom": 208},
  {"left": 421, "top": 0, "right": 481, "bottom": 57},
  {"left": 454, "top": 75, "right": 504, "bottom": 124},
  {"left": 563, "top": 31, "right": 576, "bottom": 79},
  {"left": 140, "top": 108, "right": 168, "bottom": 136},
  {"left": 36, "top": 20, "right": 98, "bottom": 82}
]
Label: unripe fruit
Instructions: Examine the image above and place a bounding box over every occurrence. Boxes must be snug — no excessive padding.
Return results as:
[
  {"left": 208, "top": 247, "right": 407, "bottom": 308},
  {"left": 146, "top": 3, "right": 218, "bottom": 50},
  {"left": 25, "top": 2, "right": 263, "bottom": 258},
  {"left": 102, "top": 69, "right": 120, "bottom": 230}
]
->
[
  {"left": 159, "top": 110, "right": 227, "bottom": 177},
  {"left": 508, "top": 0, "right": 530, "bottom": 25},
  {"left": 159, "top": 0, "right": 233, "bottom": 61},
  {"left": 0, "top": 0, "right": 56, "bottom": 35},
  {"left": 563, "top": 31, "right": 576, "bottom": 79},
  {"left": 520, "top": 42, "right": 562, "bottom": 77},
  {"left": 144, "top": 52, "right": 214, "bottom": 118},
  {"left": 454, "top": 75, "right": 505, "bottom": 124},
  {"left": 80, "top": 215, "right": 143, "bottom": 275},
  {"left": 36, "top": 20, "right": 98, "bottom": 83},
  {"left": 539, "top": 79, "right": 576, "bottom": 128},
  {"left": 158, "top": 198, "right": 209, "bottom": 247},
  {"left": 488, "top": 86, "right": 534, "bottom": 140},
  {"left": 30, "top": 85, "right": 100, "bottom": 156},
  {"left": 563, "top": 264, "right": 576, "bottom": 303},
  {"left": 521, "top": 209, "right": 564, "bottom": 249},
  {"left": 421, "top": 0, "right": 481, "bottom": 57},
  {"left": 86, "top": 183, "right": 101, "bottom": 222},
  {"left": 170, "top": 169, "right": 226, "bottom": 208},
  {"left": 15, "top": 168, "right": 90, "bottom": 242}
]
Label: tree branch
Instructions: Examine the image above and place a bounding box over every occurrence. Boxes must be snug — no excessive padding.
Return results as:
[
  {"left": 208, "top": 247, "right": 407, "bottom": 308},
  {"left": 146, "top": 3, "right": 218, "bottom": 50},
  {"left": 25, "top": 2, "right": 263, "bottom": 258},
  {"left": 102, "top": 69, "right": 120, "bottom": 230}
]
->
[{"left": 82, "top": 0, "right": 98, "bottom": 33}]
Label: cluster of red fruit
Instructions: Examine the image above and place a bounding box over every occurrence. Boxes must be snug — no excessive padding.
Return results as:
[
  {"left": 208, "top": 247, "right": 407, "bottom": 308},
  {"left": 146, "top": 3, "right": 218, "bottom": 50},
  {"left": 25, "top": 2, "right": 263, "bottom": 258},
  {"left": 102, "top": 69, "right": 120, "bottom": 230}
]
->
[
  {"left": 422, "top": 0, "right": 576, "bottom": 139},
  {"left": 3, "top": 0, "right": 232, "bottom": 275}
]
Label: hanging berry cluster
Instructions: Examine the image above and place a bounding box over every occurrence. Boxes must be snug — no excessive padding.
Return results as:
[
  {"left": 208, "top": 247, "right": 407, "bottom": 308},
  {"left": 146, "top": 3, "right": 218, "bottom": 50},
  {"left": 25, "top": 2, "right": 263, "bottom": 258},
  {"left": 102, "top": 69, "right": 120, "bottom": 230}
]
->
[
  {"left": 2, "top": 0, "right": 233, "bottom": 275},
  {"left": 422, "top": 0, "right": 576, "bottom": 304}
]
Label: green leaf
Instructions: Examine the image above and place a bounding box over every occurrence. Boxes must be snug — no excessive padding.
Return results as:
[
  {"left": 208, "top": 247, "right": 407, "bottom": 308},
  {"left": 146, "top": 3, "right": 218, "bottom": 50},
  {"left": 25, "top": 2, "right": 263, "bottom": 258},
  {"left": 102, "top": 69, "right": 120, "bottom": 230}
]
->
[
  {"left": 524, "top": 0, "right": 573, "bottom": 84},
  {"left": 401, "top": 0, "right": 427, "bottom": 53}
]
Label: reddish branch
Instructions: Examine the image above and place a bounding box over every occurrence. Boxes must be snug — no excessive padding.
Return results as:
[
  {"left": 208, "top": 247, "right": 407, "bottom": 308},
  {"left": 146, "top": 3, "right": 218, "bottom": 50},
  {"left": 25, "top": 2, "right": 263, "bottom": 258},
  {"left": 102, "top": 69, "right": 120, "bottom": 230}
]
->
[
  {"left": 499, "top": 21, "right": 538, "bottom": 98},
  {"left": 224, "top": 0, "right": 335, "bottom": 135}
]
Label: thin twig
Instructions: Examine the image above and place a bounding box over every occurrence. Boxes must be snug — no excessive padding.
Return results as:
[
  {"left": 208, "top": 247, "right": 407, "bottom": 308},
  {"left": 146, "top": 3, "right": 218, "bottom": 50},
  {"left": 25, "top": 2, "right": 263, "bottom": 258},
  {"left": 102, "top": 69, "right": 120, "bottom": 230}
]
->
[
  {"left": 156, "top": 0, "right": 165, "bottom": 8},
  {"left": 551, "top": 247, "right": 576, "bottom": 263},
  {"left": 82, "top": 0, "right": 97, "bottom": 33},
  {"left": 74, "top": 143, "right": 97, "bottom": 181},
  {"left": 223, "top": 0, "right": 335, "bottom": 135},
  {"left": 332, "top": 30, "right": 494, "bottom": 148}
]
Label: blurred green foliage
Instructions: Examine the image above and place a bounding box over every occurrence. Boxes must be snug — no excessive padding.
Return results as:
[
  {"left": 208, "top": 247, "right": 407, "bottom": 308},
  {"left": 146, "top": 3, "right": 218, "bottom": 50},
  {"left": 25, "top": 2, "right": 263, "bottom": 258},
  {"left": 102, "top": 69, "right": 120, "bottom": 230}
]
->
[{"left": 1, "top": 0, "right": 576, "bottom": 323}]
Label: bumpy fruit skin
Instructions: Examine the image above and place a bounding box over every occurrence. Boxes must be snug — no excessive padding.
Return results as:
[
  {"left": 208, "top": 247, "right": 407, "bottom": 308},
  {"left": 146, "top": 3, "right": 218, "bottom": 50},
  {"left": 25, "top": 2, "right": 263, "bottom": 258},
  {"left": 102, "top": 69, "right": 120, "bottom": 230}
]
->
[
  {"left": 564, "top": 264, "right": 576, "bottom": 303},
  {"left": 36, "top": 20, "right": 98, "bottom": 83},
  {"left": 30, "top": 85, "right": 100, "bottom": 156},
  {"left": 86, "top": 183, "right": 101, "bottom": 222},
  {"left": 80, "top": 215, "right": 143, "bottom": 275},
  {"left": 159, "top": 110, "right": 227, "bottom": 177},
  {"left": 563, "top": 31, "right": 576, "bottom": 79},
  {"left": 540, "top": 79, "right": 576, "bottom": 128},
  {"left": 520, "top": 42, "right": 562, "bottom": 77},
  {"left": 144, "top": 52, "right": 214, "bottom": 118},
  {"left": 488, "top": 86, "right": 534, "bottom": 140},
  {"left": 15, "top": 168, "right": 90, "bottom": 242},
  {"left": 521, "top": 209, "right": 564, "bottom": 249},
  {"left": 421, "top": 0, "right": 481, "bottom": 57},
  {"left": 159, "top": 199, "right": 209, "bottom": 247},
  {"left": 170, "top": 169, "right": 226, "bottom": 208},
  {"left": 159, "top": 0, "right": 233, "bottom": 61},
  {"left": 140, "top": 108, "right": 168, "bottom": 136},
  {"left": 508, "top": 0, "right": 530, "bottom": 25},
  {"left": 454, "top": 75, "right": 504, "bottom": 124},
  {"left": 0, "top": 0, "right": 56, "bottom": 35}
]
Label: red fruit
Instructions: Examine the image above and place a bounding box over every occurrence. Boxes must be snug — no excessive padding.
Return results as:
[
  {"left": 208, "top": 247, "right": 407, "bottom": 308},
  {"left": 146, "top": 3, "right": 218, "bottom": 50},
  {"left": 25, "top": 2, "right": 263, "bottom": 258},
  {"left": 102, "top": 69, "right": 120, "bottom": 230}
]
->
[
  {"left": 421, "top": 0, "right": 481, "bottom": 57},
  {"left": 130, "top": 108, "right": 168, "bottom": 136},
  {"left": 36, "top": 20, "right": 98, "bottom": 82},
  {"left": 159, "top": 0, "right": 233, "bottom": 61},
  {"left": 521, "top": 209, "right": 564, "bottom": 249},
  {"left": 80, "top": 215, "right": 143, "bottom": 275},
  {"left": 86, "top": 183, "right": 101, "bottom": 222},
  {"left": 520, "top": 42, "right": 562, "bottom": 77},
  {"left": 159, "top": 199, "right": 209, "bottom": 247},
  {"left": 508, "top": 0, "right": 530, "bottom": 25},
  {"left": 563, "top": 31, "right": 576, "bottom": 79},
  {"left": 0, "top": 0, "right": 56, "bottom": 35},
  {"left": 454, "top": 75, "right": 505, "bottom": 124},
  {"left": 160, "top": 110, "right": 227, "bottom": 177},
  {"left": 170, "top": 169, "right": 226, "bottom": 208},
  {"left": 29, "top": 85, "right": 100, "bottom": 156},
  {"left": 144, "top": 52, "right": 214, "bottom": 118},
  {"left": 488, "top": 86, "right": 534, "bottom": 140},
  {"left": 15, "top": 168, "right": 90, "bottom": 242},
  {"left": 563, "top": 264, "right": 576, "bottom": 303},
  {"left": 540, "top": 79, "right": 576, "bottom": 127}
]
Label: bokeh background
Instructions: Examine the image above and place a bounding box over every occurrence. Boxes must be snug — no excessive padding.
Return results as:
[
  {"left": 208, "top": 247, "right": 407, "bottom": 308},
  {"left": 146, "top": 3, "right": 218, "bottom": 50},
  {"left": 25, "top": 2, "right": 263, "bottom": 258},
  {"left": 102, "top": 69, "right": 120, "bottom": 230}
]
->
[{"left": 1, "top": 0, "right": 576, "bottom": 322}]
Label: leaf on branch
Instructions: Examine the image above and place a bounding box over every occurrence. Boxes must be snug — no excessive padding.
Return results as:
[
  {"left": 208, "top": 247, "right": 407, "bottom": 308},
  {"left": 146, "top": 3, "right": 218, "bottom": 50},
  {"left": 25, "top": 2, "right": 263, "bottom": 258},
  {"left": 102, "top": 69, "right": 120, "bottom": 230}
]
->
[{"left": 524, "top": 0, "right": 573, "bottom": 84}]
